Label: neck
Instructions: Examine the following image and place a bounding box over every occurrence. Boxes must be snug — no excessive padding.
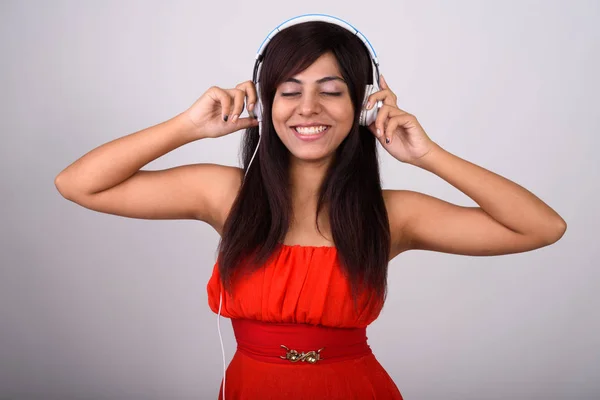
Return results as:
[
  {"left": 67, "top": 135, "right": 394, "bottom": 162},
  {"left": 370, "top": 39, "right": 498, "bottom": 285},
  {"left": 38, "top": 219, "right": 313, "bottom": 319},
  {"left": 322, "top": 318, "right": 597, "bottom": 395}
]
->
[
  {"left": 289, "top": 156, "right": 331, "bottom": 207},
  {"left": 287, "top": 157, "right": 333, "bottom": 241}
]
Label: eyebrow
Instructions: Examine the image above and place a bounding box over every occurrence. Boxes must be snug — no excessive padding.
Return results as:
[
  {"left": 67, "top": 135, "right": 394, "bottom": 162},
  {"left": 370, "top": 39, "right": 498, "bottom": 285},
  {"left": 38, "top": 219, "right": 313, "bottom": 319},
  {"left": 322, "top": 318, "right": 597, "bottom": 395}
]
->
[{"left": 283, "top": 76, "right": 346, "bottom": 84}]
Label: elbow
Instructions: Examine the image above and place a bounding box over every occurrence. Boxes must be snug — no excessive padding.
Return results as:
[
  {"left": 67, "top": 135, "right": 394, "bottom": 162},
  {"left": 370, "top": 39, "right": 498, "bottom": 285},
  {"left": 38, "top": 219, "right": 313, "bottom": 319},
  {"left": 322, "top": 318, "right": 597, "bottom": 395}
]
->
[
  {"left": 543, "top": 217, "right": 567, "bottom": 245},
  {"left": 54, "top": 173, "right": 65, "bottom": 194},
  {"left": 54, "top": 172, "right": 75, "bottom": 200}
]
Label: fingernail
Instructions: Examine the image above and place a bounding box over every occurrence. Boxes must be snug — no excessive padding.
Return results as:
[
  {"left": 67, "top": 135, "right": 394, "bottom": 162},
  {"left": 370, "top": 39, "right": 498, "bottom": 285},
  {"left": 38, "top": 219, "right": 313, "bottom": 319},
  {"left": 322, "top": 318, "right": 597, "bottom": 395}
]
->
[
  {"left": 223, "top": 115, "right": 228, "bottom": 122},
  {"left": 231, "top": 114, "right": 238, "bottom": 123},
  {"left": 248, "top": 103, "right": 254, "bottom": 111},
  {"left": 376, "top": 128, "right": 381, "bottom": 137},
  {"left": 366, "top": 102, "right": 373, "bottom": 110},
  {"left": 385, "top": 137, "right": 390, "bottom": 144}
]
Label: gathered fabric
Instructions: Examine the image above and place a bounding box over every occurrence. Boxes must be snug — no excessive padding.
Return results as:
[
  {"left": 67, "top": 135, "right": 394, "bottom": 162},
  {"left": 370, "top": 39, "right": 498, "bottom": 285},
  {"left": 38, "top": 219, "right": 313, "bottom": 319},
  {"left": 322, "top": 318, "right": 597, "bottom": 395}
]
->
[{"left": 207, "top": 244, "right": 403, "bottom": 399}]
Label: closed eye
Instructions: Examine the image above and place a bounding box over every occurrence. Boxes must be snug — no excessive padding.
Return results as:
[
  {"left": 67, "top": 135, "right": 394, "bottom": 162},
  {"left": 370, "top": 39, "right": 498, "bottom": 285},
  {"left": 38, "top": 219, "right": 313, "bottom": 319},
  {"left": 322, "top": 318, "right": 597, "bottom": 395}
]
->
[{"left": 280, "top": 92, "right": 342, "bottom": 97}]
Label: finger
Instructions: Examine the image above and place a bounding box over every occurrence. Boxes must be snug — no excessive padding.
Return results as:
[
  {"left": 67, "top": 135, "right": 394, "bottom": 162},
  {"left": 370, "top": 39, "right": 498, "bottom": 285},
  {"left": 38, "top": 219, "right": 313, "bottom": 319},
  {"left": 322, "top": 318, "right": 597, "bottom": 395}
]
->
[
  {"left": 236, "top": 80, "right": 258, "bottom": 115},
  {"left": 374, "top": 104, "right": 407, "bottom": 137},
  {"left": 227, "top": 88, "right": 246, "bottom": 123},
  {"left": 384, "top": 113, "right": 413, "bottom": 145},
  {"left": 375, "top": 105, "right": 408, "bottom": 143},
  {"left": 366, "top": 88, "right": 397, "bottom": 108},
  {"left": 380, "top": 74, "right": 389, "bottom": 90},
  {"left": 383, "top": 115, "right": 402, "bottom": 145},
  {"left": 209, "top": 86, "right": 233, "bottom": 121},
  {"left": 374, "top": 104, "right": 394, "bottom": 139}
]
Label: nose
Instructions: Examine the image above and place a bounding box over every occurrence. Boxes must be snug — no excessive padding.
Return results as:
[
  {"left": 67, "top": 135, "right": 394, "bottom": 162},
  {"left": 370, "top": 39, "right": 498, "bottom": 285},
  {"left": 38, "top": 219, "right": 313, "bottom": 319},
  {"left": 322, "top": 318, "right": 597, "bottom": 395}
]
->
[{"left": 298, "top": 92, "right": 322, "bottom": 116}]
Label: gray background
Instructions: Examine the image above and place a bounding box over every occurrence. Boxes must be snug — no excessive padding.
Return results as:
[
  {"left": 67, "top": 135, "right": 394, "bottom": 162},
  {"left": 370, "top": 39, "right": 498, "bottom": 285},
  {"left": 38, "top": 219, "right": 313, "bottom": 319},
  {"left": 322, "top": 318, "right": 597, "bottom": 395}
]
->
[{"left": 1, "top": 0, "right": 598, "bottom": 399}]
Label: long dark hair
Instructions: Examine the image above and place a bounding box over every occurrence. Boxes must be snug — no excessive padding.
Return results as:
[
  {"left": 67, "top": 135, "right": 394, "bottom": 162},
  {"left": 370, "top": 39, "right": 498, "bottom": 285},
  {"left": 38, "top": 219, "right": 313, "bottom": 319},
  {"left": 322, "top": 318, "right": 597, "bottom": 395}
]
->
[{"left": 217, "top": 21, "right": 390, "bottom": 306}]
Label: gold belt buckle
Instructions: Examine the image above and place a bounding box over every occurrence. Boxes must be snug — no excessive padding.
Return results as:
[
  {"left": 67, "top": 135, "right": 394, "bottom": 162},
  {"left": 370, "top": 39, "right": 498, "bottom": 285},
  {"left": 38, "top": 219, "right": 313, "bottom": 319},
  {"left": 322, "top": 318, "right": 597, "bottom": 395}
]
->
[{"left": 280, "top": 344, "right": 324, "bottom": 364}]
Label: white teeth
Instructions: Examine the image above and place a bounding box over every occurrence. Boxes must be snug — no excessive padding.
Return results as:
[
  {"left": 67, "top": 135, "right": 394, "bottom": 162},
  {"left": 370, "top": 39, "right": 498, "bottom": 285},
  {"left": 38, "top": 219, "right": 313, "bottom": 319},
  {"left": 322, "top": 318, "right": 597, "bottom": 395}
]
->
[{"left": 294, "top": 126, "right": 329, "bottom": 135}]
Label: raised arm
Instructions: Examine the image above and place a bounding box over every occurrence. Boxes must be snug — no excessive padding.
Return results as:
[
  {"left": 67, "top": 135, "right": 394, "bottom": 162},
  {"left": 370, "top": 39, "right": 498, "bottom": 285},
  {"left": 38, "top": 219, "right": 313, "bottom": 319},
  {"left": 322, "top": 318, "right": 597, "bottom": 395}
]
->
[{"left": 55, "top": 82, "right": 259, "bottom": 231}]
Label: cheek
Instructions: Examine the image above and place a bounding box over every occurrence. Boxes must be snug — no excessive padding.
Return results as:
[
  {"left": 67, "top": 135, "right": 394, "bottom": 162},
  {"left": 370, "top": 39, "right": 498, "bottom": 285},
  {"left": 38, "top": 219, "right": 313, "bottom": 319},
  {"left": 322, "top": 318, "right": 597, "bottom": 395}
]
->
[
  {"left": 271, "top": 102, "right": 290, "bottom": 125},
  {"left": 270, "top": 103, "right": 292, "bottom": 140},
  {"left": 335, "top": 103, "right": 355, "bottom": 127},
  {"left": 334, "top": 104, "right": 355, "bottom": 140}
]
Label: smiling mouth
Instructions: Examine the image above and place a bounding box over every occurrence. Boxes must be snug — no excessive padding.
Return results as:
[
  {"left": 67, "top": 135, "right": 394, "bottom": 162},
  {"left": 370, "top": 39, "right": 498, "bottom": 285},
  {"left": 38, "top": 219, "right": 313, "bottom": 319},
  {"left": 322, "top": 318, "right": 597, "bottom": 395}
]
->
[{"left": 292, "top": 125, "right": 331, "bottom": 135}]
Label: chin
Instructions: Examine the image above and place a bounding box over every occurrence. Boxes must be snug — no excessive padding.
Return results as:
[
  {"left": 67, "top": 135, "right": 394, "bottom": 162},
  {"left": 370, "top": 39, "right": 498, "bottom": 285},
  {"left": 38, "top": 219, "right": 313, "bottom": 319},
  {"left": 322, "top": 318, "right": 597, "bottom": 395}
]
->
[{"left": 289, "top": 148, "right": 335, "bottom": 164}]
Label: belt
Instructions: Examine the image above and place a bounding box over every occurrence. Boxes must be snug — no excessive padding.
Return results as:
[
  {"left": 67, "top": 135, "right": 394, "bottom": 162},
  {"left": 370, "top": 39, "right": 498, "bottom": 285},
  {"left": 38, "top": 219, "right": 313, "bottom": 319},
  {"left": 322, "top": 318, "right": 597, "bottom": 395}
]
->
[{"left": 231, "top": 318, "right": 372, "bottom": 365}]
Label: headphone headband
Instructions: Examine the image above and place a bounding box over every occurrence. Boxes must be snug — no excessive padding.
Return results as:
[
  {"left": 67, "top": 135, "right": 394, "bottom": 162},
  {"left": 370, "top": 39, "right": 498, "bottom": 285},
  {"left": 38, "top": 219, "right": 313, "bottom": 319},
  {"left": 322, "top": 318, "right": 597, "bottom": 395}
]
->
[
  {"left": 255, "top": 13, "right": 379, "bottom": 67},
  {"left": 251, "top": 13, "right": 381, "bottom": 102}
]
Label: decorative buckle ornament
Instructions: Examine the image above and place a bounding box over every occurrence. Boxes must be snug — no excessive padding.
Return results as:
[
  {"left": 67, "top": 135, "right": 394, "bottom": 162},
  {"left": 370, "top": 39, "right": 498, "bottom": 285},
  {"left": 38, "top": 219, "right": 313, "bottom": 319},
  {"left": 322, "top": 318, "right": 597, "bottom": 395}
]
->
[{"left": 280, "top": 345, "right": 324, "bottom": 364}]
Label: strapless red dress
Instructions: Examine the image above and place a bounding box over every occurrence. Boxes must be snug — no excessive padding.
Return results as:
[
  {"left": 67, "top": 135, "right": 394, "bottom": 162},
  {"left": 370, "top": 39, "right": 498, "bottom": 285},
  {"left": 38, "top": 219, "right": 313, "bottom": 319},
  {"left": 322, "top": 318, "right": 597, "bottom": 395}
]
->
[{"left": 207, "top": 244, "right": 403, "bottom": 399}]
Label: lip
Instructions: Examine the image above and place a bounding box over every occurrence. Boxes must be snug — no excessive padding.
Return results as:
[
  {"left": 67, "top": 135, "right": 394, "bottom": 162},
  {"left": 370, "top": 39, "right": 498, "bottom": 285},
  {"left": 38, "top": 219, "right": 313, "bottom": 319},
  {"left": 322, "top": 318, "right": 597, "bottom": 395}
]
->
[
  {"left": 291, "top": 125, "right": 330, "bottom": 142},
  {"left": 292, "top": 123, "right": 331, "bottom": 128}
]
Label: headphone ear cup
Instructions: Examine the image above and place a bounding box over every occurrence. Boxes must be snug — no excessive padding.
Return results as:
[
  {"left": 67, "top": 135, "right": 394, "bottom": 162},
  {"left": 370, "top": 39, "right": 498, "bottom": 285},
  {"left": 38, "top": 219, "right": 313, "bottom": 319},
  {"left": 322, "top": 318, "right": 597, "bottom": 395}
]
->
[
  {"left": 252, "top": 82, "right": 263, "bottom": 123},
  {"left": 253, "top": 100, "right": 263, "bottom": 123},
  {"left": 359, "top": 84, "right": 380, "bottom": 126}
]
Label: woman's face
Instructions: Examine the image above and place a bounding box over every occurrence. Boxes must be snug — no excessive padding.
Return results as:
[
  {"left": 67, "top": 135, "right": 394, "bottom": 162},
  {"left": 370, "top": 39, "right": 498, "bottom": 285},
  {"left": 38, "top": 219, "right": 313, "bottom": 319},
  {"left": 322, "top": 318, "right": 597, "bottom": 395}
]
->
[{"left": 271, "top": 52, "right": 354, "bottom": 164}]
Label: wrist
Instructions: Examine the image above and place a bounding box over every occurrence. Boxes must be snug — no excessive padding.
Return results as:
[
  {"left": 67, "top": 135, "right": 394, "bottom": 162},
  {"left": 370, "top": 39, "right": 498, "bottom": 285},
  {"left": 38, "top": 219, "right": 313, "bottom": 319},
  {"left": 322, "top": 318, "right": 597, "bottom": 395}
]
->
[
  {"left": 173, "top": 111, "right": 209, "bottom": 141},
  {"left": 410, "top": 142, "right": 443, "bottom": 169}
]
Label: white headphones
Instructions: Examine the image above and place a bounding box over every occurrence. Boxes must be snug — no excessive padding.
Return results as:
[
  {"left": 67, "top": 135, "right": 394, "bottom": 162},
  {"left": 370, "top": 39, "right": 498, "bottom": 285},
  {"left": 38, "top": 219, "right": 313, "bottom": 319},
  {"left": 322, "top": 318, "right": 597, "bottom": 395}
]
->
[
  {"left": 219, "top": 15, "right": 383, "bottom": 399},
  {"left": 244, "top": 13, "right": 383, "bottom": 178}
]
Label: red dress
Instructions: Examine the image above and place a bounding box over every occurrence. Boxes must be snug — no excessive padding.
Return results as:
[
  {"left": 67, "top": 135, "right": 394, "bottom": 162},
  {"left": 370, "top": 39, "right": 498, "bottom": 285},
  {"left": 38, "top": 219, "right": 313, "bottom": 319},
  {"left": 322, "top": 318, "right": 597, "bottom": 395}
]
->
[{"left": 207, "top": 244, "right": 403, "bottom": 399}]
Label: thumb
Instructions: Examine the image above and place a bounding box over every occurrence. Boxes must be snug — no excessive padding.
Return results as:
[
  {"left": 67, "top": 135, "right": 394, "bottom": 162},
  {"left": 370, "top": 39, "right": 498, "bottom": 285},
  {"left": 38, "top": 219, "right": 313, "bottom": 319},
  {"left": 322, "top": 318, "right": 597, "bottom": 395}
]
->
[
  {"left": 234, "top": 116, "right": 260, "bottom": 130},
  {"left": 367, "top": 121, "right": 378, "bottom": 136}
]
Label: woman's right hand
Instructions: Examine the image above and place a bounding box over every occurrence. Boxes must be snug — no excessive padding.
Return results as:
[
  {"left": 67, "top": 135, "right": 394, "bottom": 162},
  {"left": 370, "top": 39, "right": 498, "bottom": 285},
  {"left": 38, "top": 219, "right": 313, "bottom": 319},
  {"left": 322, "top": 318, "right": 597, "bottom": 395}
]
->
[{"left": 184, "top": 80, "right": 260, "bottom": 139}]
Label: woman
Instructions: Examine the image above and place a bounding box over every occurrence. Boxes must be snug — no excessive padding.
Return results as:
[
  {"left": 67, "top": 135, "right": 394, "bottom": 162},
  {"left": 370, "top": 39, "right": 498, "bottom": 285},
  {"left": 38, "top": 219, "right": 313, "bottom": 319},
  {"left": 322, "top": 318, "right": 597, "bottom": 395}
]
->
[{"left": 55, "top": 19, "right": 567, "bottom": 400}]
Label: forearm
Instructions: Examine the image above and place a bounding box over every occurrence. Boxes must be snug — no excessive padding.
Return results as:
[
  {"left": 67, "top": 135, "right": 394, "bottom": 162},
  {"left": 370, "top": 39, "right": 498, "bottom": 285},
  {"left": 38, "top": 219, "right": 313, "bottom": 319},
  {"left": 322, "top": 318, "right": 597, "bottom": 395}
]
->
[
  {"left": 55, "top": 112, "right": 200, "bottom": 197},
  {"left": 413, "top": 143, "right": 567, "bottom": 240}
]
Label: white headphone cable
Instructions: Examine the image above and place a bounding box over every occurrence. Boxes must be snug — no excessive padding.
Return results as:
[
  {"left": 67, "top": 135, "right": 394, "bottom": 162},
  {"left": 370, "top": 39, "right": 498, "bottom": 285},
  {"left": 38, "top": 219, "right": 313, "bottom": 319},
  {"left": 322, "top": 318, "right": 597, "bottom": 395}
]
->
[
  {"left": 218, "top": 291, "right": 226, "bottom": 400},
  {"left": 244, "top": 111, "right": 262, "bottom": 179}
]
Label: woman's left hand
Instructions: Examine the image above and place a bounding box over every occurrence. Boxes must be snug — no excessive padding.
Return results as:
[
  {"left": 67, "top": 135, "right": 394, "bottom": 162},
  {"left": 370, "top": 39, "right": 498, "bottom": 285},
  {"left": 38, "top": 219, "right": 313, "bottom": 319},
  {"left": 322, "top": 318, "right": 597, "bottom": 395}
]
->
[{"left": 366, "top": 75, "right": 437, "bottom": 164}]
